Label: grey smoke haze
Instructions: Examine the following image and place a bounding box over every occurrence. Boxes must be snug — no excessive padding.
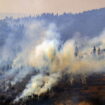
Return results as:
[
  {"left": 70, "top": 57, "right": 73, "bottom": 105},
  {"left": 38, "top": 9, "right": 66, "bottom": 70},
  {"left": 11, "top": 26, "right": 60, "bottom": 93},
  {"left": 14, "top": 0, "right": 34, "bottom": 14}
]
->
[
  {"left": 0, "top": 9, "right": 105, "bottom": 102},
  {"left": 1, "top": 20, "right": 105, "bottom": 101}
]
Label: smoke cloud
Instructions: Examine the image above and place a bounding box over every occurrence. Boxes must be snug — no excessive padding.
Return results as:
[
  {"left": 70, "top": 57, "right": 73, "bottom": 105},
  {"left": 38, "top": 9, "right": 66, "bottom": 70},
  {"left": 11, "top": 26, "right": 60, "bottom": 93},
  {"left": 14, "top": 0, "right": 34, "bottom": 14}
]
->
[{"left": 0, "top": 19, "right": 105, "bottom": 102}]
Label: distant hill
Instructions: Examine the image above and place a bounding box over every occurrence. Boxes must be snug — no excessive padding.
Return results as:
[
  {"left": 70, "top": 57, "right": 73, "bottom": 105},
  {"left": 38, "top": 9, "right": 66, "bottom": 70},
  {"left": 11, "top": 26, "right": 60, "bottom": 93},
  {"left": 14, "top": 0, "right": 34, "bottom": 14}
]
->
[
  {"left": 36, "top": 8, "right": 105, "bottom": 41},
  {"left": 0, "top": 8, "right": 105, "bottom": 45}
]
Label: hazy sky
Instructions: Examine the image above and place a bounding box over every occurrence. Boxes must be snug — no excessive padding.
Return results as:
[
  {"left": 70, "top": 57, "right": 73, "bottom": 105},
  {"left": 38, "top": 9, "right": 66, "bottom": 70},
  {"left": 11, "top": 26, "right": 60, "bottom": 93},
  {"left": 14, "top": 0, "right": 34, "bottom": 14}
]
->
[{"left": 0, "top": 0, "right": 105, "bottom": 15}]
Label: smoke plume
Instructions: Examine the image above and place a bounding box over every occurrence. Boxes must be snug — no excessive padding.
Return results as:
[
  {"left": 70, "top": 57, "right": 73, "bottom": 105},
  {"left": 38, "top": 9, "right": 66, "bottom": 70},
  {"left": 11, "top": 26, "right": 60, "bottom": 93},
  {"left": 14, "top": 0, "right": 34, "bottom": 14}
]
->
[{"left": 0, "top": 19, "right": 105, "bottom": 102}]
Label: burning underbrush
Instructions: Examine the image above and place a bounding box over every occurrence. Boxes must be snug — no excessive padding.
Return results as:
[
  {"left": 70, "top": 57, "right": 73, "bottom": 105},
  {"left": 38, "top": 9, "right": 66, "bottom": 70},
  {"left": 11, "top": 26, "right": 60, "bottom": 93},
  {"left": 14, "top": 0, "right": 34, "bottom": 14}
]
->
[{"left": 0, "top": 73, "right": 105, "bottom": 105}]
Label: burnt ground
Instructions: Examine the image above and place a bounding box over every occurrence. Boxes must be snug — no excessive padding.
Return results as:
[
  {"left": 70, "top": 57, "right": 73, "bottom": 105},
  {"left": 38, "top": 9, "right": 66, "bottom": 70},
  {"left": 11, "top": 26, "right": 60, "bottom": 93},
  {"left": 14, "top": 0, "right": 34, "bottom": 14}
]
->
[{"left": 0, "top": 73, "right": 105, "bottom": 105}]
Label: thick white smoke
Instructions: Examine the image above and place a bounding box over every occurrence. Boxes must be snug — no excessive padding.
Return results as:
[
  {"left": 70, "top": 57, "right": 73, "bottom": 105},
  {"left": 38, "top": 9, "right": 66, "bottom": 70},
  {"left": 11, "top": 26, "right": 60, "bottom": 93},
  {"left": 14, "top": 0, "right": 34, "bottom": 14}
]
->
[
  {"left": 0, "top": 19, "right": 105, "bottom": 102},
  {"left": 15, "top": 28, "right": 105, "bottom": 101}
]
